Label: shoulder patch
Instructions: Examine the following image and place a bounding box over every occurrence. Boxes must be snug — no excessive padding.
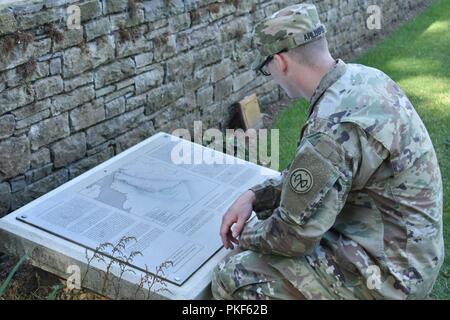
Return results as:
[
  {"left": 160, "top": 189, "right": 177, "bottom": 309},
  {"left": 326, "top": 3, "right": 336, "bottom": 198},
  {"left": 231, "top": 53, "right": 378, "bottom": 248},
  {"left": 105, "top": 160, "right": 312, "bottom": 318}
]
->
[
  {"left": 280, "top": 135, "right": 344, "bottom": 225},
  {"left": 289, "top": 168, "right": 313, "bottom": 194}
]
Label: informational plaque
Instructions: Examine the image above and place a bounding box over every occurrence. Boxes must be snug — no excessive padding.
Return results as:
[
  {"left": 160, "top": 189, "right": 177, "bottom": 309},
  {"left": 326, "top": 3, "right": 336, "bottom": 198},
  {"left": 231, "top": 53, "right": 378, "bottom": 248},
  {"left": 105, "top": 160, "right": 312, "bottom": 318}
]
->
[{"left": 16, "top": 133, "right": 279, "bottom": 286}]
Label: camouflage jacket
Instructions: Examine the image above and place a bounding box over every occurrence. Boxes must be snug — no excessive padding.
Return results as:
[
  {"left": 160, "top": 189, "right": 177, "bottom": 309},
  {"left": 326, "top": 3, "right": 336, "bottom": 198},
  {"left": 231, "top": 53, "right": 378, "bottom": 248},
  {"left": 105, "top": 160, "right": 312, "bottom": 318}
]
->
[{"left": 240, "top": 59, "right": 444, "bottom": 299}]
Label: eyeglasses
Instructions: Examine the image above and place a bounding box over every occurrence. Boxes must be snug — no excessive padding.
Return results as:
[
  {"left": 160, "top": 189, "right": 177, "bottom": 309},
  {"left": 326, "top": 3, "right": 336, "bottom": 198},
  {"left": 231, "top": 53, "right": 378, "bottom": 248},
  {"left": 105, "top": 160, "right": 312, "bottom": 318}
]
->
[{"left": 257, "top": 49, "right": 288, "bottom": 76}]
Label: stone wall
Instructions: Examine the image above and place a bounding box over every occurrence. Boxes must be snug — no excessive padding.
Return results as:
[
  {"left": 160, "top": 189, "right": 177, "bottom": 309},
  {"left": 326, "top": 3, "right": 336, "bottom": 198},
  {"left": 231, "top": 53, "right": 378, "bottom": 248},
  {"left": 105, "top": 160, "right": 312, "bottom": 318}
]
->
[{"left": 0, "top": 0, "right": 429, "bottom": 216}]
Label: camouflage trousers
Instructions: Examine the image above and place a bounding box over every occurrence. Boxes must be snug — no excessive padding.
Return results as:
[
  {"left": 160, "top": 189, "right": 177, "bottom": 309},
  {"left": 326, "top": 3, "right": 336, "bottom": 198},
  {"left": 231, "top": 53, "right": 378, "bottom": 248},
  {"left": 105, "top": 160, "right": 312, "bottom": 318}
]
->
[
  {"left": 211, "top": 250, "right": 305, "bottom": 300},
  {"left": 211, "top": 249, "right": 377, "bottom": 300}
]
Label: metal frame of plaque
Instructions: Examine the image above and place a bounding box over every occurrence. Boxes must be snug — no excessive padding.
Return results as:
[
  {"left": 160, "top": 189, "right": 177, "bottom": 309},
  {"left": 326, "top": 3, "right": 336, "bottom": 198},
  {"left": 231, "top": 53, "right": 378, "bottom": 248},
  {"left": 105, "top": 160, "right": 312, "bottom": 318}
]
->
[{"left": 0, "top": 132, "right": 279, "bottom": 299}]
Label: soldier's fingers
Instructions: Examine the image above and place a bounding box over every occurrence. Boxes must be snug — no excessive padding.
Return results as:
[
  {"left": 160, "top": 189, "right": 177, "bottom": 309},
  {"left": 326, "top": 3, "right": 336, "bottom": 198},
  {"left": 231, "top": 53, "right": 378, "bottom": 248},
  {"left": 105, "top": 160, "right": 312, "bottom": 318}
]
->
[
  {"left": 225, "top": 230, "right": 236, "bottom": 249},
  {"left": 227, "top": 236, "right": 235, "bottom": 250},
  {"left": 230, "top": 238, "right": 239, "bottom": 249},
  {"left": 229, "top": 233, "right": 239, "bottom": 245},
  {"left": 220, "top": 227, "right": 230, "bottom": 249},
  {"left": 232, "top": 215, "right": 246, "bottom": 239},
  {"left": 220, "top": 216, "right": 234, "bottom": 248}
]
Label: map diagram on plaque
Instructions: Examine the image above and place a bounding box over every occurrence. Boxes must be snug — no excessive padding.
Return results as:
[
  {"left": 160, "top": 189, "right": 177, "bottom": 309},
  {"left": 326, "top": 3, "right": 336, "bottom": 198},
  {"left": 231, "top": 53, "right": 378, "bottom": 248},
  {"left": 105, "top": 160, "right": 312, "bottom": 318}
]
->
[{"left": 79, "top": 157, "right": 218, "bottom": 227}]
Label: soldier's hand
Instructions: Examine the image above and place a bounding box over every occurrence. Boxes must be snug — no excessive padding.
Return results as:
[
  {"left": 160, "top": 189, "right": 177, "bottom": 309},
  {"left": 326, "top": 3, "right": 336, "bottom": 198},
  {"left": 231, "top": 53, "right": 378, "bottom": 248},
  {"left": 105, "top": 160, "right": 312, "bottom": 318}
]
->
[{"left": 220, "top": 190, "right": 256, "bottom": 249}]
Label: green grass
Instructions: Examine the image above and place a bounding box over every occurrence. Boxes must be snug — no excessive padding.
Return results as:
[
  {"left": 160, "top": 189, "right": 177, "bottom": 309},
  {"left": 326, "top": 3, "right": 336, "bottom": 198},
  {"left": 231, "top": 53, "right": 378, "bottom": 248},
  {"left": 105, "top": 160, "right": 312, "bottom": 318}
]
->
[{"left": 270, "top": 0, "right": 449, "bottom": 299}]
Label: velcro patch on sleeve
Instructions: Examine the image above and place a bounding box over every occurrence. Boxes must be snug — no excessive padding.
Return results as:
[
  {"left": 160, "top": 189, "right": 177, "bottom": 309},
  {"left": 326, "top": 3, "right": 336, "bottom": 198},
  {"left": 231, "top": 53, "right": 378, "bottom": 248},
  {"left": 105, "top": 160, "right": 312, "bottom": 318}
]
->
[{"left": 280, "top": 136, "right": 342, "bottom": 225}]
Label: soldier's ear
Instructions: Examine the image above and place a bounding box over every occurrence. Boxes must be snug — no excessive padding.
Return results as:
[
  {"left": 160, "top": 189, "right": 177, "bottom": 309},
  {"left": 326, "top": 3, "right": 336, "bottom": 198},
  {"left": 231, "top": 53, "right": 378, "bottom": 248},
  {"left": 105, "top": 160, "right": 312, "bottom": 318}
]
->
[{"left": 273, "top": 53, "right": 288, "bottom": 74}]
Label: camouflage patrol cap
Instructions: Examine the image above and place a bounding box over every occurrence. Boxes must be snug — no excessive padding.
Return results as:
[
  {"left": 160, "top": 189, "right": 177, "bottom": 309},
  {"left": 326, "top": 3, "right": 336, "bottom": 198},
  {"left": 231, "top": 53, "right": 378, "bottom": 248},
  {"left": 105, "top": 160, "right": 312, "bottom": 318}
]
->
[{"left": 251, "top": 3, "right": 327, "bottom": 71}]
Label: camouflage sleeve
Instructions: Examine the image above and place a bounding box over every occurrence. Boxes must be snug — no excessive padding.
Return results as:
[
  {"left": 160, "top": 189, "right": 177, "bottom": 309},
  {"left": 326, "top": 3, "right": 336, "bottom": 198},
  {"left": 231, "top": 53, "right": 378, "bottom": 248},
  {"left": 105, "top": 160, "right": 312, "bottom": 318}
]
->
[
  {"left": 248, "top": 168, "right": 290, "bottom": 220},
  {"left": 239, "top": 132, "right": 354, "bottom": 257}
]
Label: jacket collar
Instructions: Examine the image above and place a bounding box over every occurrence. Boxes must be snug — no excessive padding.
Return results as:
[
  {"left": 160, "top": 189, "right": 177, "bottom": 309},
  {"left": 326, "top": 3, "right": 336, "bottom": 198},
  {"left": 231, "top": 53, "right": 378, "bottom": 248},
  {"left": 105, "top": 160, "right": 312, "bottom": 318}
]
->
[{"left": 307, "top": 59, "right": 347, "bottom": 117}]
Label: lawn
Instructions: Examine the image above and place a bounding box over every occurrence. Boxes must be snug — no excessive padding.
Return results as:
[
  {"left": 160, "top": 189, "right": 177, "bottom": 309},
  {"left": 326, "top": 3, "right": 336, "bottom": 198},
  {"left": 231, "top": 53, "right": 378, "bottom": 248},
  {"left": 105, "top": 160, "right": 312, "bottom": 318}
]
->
[{"left": 270, "top": 0, "right": 449, "bottom": 299}]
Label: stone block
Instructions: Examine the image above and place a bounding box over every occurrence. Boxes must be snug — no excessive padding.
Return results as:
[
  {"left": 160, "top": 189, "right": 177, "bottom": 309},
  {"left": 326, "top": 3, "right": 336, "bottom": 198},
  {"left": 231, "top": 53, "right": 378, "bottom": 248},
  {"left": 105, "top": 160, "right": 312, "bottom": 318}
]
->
[
  {"left": 0, "top": 135, "right": 30, "bottom": 181},
  {"left": 51, "top": 132, "right": 87, "bottom": 168},
  {"left": 29, "top": 113, "right": 70, "bottom": 151}
]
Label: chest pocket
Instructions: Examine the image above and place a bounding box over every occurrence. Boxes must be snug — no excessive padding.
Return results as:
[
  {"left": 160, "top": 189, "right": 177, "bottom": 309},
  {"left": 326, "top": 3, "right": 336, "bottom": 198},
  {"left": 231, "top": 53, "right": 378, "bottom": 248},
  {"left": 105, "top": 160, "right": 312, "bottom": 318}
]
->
[{"left": 279, "top": 134, "right": 344, "bottom": 225}]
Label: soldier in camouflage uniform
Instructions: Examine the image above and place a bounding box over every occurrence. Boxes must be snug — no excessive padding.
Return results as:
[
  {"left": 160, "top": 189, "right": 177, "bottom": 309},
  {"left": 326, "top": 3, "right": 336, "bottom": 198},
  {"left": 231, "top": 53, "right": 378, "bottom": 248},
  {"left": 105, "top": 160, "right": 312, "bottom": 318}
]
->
[{"left": 212, "top": 3, "right": 444, "bottom": 300}]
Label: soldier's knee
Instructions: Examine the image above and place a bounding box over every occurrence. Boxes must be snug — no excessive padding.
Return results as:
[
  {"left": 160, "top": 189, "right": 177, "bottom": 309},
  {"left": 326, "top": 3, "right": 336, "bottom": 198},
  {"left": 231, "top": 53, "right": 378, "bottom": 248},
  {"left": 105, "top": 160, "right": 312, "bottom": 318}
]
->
[
  {"left": 212, "top": 251, "right": 254, "bottom": 299},
  {"left": 211, "top": 261, "right": 234, "bottom": 300}
]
